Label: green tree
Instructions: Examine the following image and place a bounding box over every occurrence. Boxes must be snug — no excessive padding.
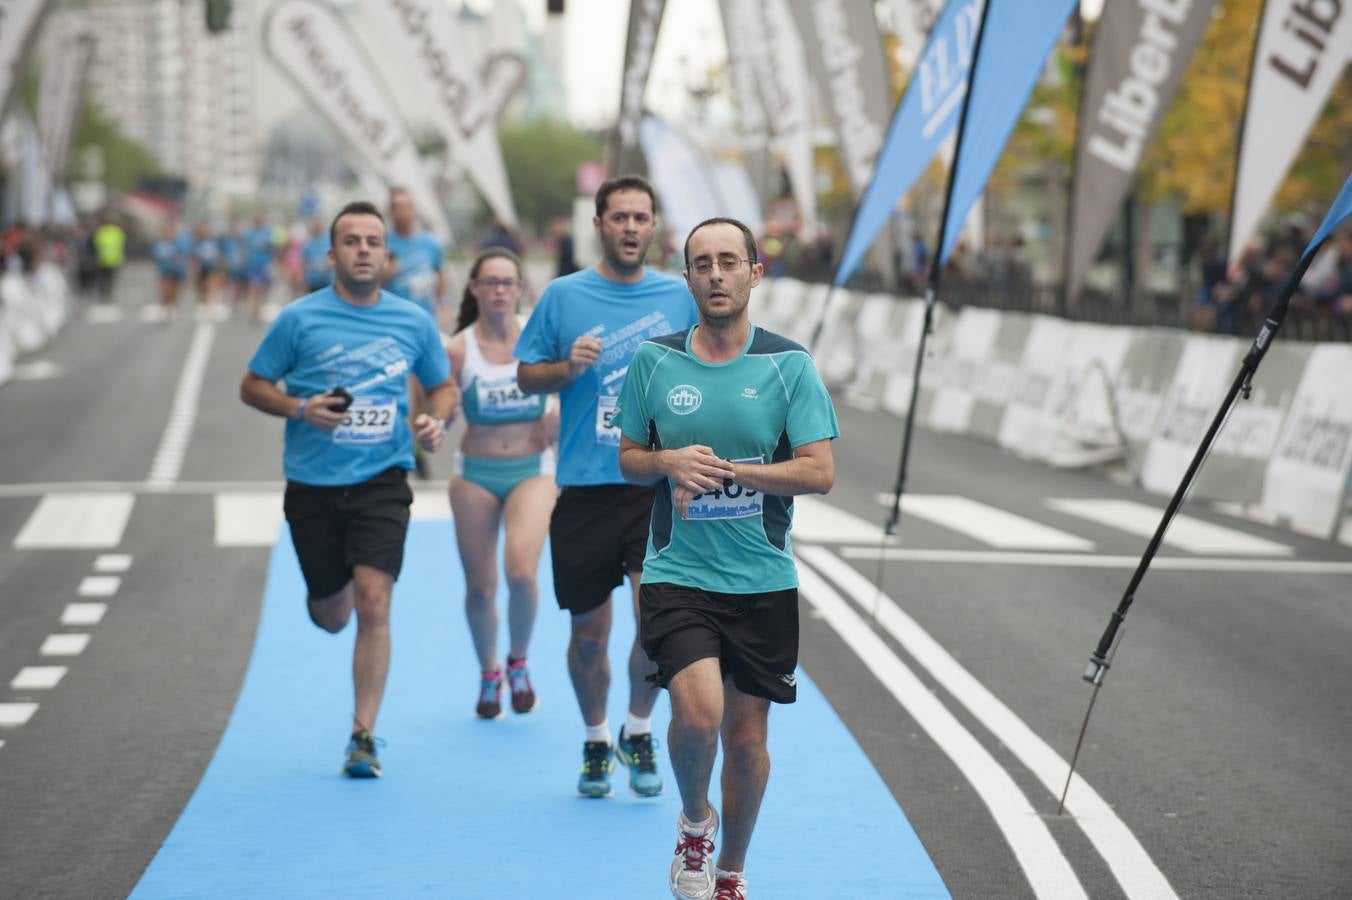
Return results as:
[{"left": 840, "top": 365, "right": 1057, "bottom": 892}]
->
[
  {"left": 498, "top": 119, "right": 602, "bottom": 235},
  {"left": 65, "top": 99, "right": 162, "bottom": 191}
]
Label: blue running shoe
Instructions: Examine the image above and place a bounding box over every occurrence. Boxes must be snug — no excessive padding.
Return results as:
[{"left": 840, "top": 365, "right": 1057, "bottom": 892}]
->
[
  {"left": 578, "top": 740, "right": 614, "bottom": 797},
  {"left": 343, "top": 730, "right": 382, "bottom": 778},
  {"left": 616, "top": 727, "right": 663, "bottom": 797}
]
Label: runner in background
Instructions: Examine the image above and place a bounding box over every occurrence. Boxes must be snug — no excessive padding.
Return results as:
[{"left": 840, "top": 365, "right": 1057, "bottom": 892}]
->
[
  {"left": 222, "top": 221, "right": 249, "bottom": 310},
  {"left": 244, "top": 214, "right": 276, "bottom": 324},
  {"left": 152, "top": 220, "right": 188, "bottom": 317},
  {"left": 301, "top": 216, "right": 332, "bottom": 294},
  {"left": 239, "top": 200, "right": 458, "bottom": 778},
  {"left": 445, "top": 248, "right": 558, "bottom": 719},
  {"left": 191, "top": 222, "right": 223, "bottom": 313},
  {"left": 516, "top": 175, "right": 699, "bottom": 799}
]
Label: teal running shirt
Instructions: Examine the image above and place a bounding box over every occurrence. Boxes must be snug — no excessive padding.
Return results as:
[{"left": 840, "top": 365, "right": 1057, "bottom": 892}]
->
[{"left": 613, "top": 326, "right": 839, "bottom": 594}]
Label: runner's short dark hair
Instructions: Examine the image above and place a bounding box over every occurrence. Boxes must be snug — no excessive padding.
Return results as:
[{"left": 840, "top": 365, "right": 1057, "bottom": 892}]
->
[
  {"left": 683, "top": 217, "right": 758, "bottom": 269},
  {"left": 595, "top": 175, "right": 658, "bottom": 218},
  {"left": 330, "top": 201, "right": 386, "bottom": 247}
]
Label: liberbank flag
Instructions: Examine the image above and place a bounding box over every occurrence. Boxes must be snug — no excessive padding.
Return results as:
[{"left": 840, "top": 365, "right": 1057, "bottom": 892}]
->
[
  {"left": 265, "top": 0, "right": 452, "bottom": 242},
  {"left": 1228, "top": 0, "right": 1352, "bottom": 266},
  {"left": 613, "top": 0, "right": 667, "bottom": 173},
  {"left": 0, "top": 0, "right": 51, "bottom": 119},
  {"left": 939, "top": 0, "right": 1078, "bottom": 265},
  {"left": 833, "top": 0, "right": 985, "bottom": 286},
  {"left": 1066, "top": 0, "right": 1219, "bottom": 304}
]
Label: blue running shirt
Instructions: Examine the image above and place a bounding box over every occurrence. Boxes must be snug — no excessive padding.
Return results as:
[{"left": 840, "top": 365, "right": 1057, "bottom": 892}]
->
[
  {"left": 302, "top": 235, "right": 331, "bottom": 290},
  {"left": 247, "top": 287, "right": 451, "bottom": 486},
  {"left": 613, "top": 327, "right": 840, "bottom": 594},
  {"left": 514, "top": 268, "right": 697, "bottom": 486},
  {"left": 385, "top": 230, "right": 443, "bottom": 316}
]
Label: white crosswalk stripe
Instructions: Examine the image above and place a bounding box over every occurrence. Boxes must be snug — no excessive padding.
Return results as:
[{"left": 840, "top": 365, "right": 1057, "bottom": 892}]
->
[
  {"left": 875, "top": 493, "right": 1094, "bottom": 551},
  {"left": 13, "top": 493, "right": 136, "bottom": 549},
  {"left": 1046, "top": 498, "right": 1293, "bottom": 556},
  {"left": 212, "top": 489, "right": 453, "bottom": 547}
]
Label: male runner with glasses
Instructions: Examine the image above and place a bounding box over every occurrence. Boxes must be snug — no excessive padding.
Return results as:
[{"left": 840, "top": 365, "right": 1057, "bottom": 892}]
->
[
  {"left": 614, "top": 217, "right": 838, "bottom": 899},
  {"left": 516, "top": 175, "right": 698, "bottom": 798}
]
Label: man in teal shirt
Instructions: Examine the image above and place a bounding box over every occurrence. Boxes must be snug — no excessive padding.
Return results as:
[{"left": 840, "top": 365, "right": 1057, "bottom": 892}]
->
[{"left": 615, "top": 217, "right": 838, "bottom": 900}]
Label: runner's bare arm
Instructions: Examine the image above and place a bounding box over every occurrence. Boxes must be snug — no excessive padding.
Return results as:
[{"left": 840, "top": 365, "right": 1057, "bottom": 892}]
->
[
  {"left": 618, "top": 436, "right": 735, "bottom": 491},
  {"left": 726, "top": 439, "right": 835, "bottom": 497},
  {"left": 239, "top": 371, "right": 346, "bottom": 430},
  {"left": 412, "top": 379, "right": 458, "bottom": 452},
  {"left": 517, "top": 336, "right": 602, "bottom": 394}
]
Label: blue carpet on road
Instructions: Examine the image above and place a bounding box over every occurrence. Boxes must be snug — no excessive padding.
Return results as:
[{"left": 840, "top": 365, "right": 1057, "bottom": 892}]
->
[{"left": 133, "top": 520, "right": 948, "bottom": 898}]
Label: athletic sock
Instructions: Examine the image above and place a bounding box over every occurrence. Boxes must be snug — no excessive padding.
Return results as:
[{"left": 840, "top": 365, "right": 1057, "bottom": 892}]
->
[
  {"left": 681, "top": 810, "right": 714, "bottom": 833},
  {"left": 624, "top": 712, "right": 653, "bottom": 737},
  {"left": 585, "top": 721, "right": 611, "bottom": 744}
]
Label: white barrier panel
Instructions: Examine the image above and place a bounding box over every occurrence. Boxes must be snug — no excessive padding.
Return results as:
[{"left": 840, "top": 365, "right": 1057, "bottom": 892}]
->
[
  {"left": 760, "top": 277, "right": 808, "bottom": 335},
  {"left": 1261, "top": 344, "right": 1352, "bottom": 537},
  {"left": 968, "top": 311, "right": 1033, "bottom": 443},
  {"left": 0, "top": 272, "right": 46, "bottom": 352},
  {"left": 881, "top": 300, "right": 950, "bottom": 421},
  {"left": 928, "top": 307, "right": 1009, "bottom": 435},
  {"left": 1140, "top": 335, "right": 1244, "bottom": 494},
  {"left": 815, "top": 288, "right": 863, "bottom": 388},
  {"left": 1192, "top": 342, "right": 1310, "bottom": 506},
  {"left": 844, "top": 293, "right": 910, "bottom": 408},
  {"left": 783, "top": 282, "right": 830, "bottom": 347},
  {"left": 1112, "top": 328, "right": 1187, "bottom": 473}
]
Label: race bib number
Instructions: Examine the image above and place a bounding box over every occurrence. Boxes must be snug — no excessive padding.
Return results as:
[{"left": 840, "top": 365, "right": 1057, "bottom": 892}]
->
[
  {"left": 596, "top": 395, "right": 620, "bottom": 446},
  {"left": 476, "top": 375, "right": 541, "bottom": 419},
  {"left": 685, "top": 457, "right": 763, "bottom": 520},
  {"left": 332, "top": 397, "right": 396, "bottom": 445}
]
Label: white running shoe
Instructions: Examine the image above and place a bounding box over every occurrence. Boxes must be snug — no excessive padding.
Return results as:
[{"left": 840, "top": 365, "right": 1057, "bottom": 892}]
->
[
  {"left": 713, "top": 870, "right": 747, "bottom": 899},
  {"left": 669, "top": 807, "right": 719, "bottom": 899}
]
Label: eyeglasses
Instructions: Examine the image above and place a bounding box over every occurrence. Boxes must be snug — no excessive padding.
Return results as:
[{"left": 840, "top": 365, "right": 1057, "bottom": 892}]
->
[
  {"left": 474, "top": 277, "right": 520, "bottom": 291},
  {"left": 688, "top": 256, "right": 752, "bottom": 276}
]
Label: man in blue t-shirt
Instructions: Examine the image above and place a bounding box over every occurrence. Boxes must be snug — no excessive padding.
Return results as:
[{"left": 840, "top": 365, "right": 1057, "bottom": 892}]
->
[
  {"left": 240, "top": 200, "right": 458, "bottom": 779},
  {"left": 383, "top": 186, "right": 445, "bottom": 323},
  {"left": 516, "top": 175, "right": 698, "bottom": 799},
  {"left": 300, "top": 216, "right": 332, "bottom": 293},
  {"left": 615, "top": 217, "right": 838, "bottom": 900}
]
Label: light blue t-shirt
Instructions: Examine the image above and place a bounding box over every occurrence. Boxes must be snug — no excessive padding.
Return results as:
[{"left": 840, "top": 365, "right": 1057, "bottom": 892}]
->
[
  {"left": 247, "top": 287, "right": 451, "bottom": 487},
  {"left": 245, "top": 226, "right": 274, "bottom": 275},
  {"left": 613, "top": 327, "right": 840, "bottom": 594},
  {"left": 194, "top": 238, "right": 221, "bottom": 271},
  {"left": 514, "top": 267, "right": 698, "bottom": 486},
  {"left": 302, "top": 235, "right": 331, "bottom": 290},
  {"left": 152, "top": 239, "right": 186, "bottom": 277},
  {"left": 385, "top": 230, "right": 443, "bottom": 315}
]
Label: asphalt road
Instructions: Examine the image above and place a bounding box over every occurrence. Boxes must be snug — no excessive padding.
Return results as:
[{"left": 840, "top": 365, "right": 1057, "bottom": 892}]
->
[{"left": 1, "top": 265, "right": 1349, "bottom": 898}]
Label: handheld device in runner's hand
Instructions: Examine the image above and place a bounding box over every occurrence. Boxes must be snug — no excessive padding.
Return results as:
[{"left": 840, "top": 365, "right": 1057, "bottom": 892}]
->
[{"left": 330, "top": 386, "right": 353, "bottom": 412}]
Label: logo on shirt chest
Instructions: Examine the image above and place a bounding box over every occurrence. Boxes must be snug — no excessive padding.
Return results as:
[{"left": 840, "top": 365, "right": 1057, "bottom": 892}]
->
[
  {"left": 666, "top": 384, "right": 702, "bottom": 415},
  {"left": 742, "top": 387, "right": 758, "bottom": 399}
]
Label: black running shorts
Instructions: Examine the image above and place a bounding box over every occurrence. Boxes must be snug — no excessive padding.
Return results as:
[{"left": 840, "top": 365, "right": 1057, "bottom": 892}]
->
[
  {"left": 639, "top": 582, "right": 799, "bottom": 704},
  {"left": 283, "top": 466, "right": 413, "bottom": 598},
  {"left": 549, "top": 483, "right": 655, "bottom": 615}
]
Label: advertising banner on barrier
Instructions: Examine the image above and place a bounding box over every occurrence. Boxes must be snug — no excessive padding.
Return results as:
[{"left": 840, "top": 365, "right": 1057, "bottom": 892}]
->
[
  {"left": 1140, "top": 334, "right": 1242, "bottom": 494},
  {"left": 1261, "top": 344, "right": 1352, "bottom": 537},
  {"left": 1227, "top": 3, "right": 1352, "bottom": 266},
  {"left": 353, "top": 0, "right": 523, "bottom": 230},
  {"left": 882, "top": 300, "right": 948, "bottom": 421},
  {"left": 1192, "top": 342, "right": 1309, "bottom": 505},
  {"left": 613, "top": 0, "right": 666, "bottom": 173},
  {"left": 265, "top": 0, "right": 452, "bottom": 242},
  {"left": 0, "top": 0, "right": 50, "bottom": 119},
  {"left": 1112, "top": 329, "right": 1186, "bottom": 471},
  {"left": 784, "top": 0, "right": 890, "bottom": 198},
  {"left": 36, "top": 16, "right": 94, "bottom": 179},
  {"left": 815, "top": 289, "right": 864, "bottom": 388},
  {"left": 928, "top": 306, "right": 1003, "bottom": 434},
  {"left": 1065, "top": 0, "right": 1218, "bottom": 304},
  {"left": 847, "top": 295, "right": 917, "bottom": 409},
  {"left": 834, "top": 0, "right": 985, "bottom": 286}
]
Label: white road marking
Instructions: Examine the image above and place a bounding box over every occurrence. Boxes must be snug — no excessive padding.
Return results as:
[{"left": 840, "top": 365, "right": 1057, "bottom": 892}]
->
[
  {"left": 146, "top": 323, "right": 216, "bottom": 490},
  {"left": 77, "top": 576, "right": 120, "bottom": 597},
  {"left": 1342, "top": 518, "right": 1352, "bottom": 548},
  {"left": 214, "top": 493, "right": 284, "bottom": 547},
  {"left": 1047, "top": 498, "right": 1293, "bottom": 556},
  {"left": 799, "top": 546, "right": 1179, "bottom": 900},
  {"left": 839, "top": 546, "right": 1352, "bottom": 574},
  {"left": 0, "top": 480, "right": 287, "bottom": 498},
  {"left": 14, "top": 359, "right": 63, "bottom": 380},
  {"left": 139, "top": 304, "right": 169, "bottom": 323},
  {"left": 13, "top": 493, "right": 135, "bottom": 549},
  {"left": 11, "top": 666, "right": 67, "bottom": 690},
  {"left": 0, "top": 703, "right": 40, "bottom": 727},
  {"left": 875, "top": 493, "right": 1094, "bottom": 551},
  {"left": 62, "top": 603, "right": 108, "bottom": 626},
  {"left": 793, "top": 495, "right": 889, "bottom": 544},
  {"left": 84, "top": 306, "right": 125, "bottom": 324},
  {"left": 411, "top": 489, "right": 452, "bottom": 521},
  {"left": 93, "top": 553, "right": 133, "bottom": 573},
  {"left": 40, "top": 634, "right": 90, "bottom": 656},
  {"left": 796, "top": 563, "right": 1089, "bottom": 900}
]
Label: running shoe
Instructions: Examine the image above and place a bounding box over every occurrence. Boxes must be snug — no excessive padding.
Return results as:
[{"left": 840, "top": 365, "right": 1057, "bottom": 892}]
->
[
  {"left": 616, "top": 726, "right": 663, "bottom": 797},
  {"left": 343, "top": 730, "right": 382, "bottom": 778},
  {"left": 506, "top": 657, "right": 537, "bottom": 713},
  {"left": 713, "top": 871, "right": 747, "bottom": 899},
  {"left": 577, "top": 740, "right": 614, "bottom": 798},
  {"left": 669, "top": 807, "right": 719, "bottom": 899},
  {"left": 476, "top": 669, "right": 504, "bottom": 719}
]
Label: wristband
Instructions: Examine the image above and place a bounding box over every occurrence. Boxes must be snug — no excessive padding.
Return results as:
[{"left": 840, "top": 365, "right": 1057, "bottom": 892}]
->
[{"left": 295, "top": 397, "right": 307, "bottom": 420}]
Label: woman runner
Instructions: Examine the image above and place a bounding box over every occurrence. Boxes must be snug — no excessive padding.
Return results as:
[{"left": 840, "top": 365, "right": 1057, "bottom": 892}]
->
[{"left": 446, "top": 248, "right": 558, "bottom": 718}]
